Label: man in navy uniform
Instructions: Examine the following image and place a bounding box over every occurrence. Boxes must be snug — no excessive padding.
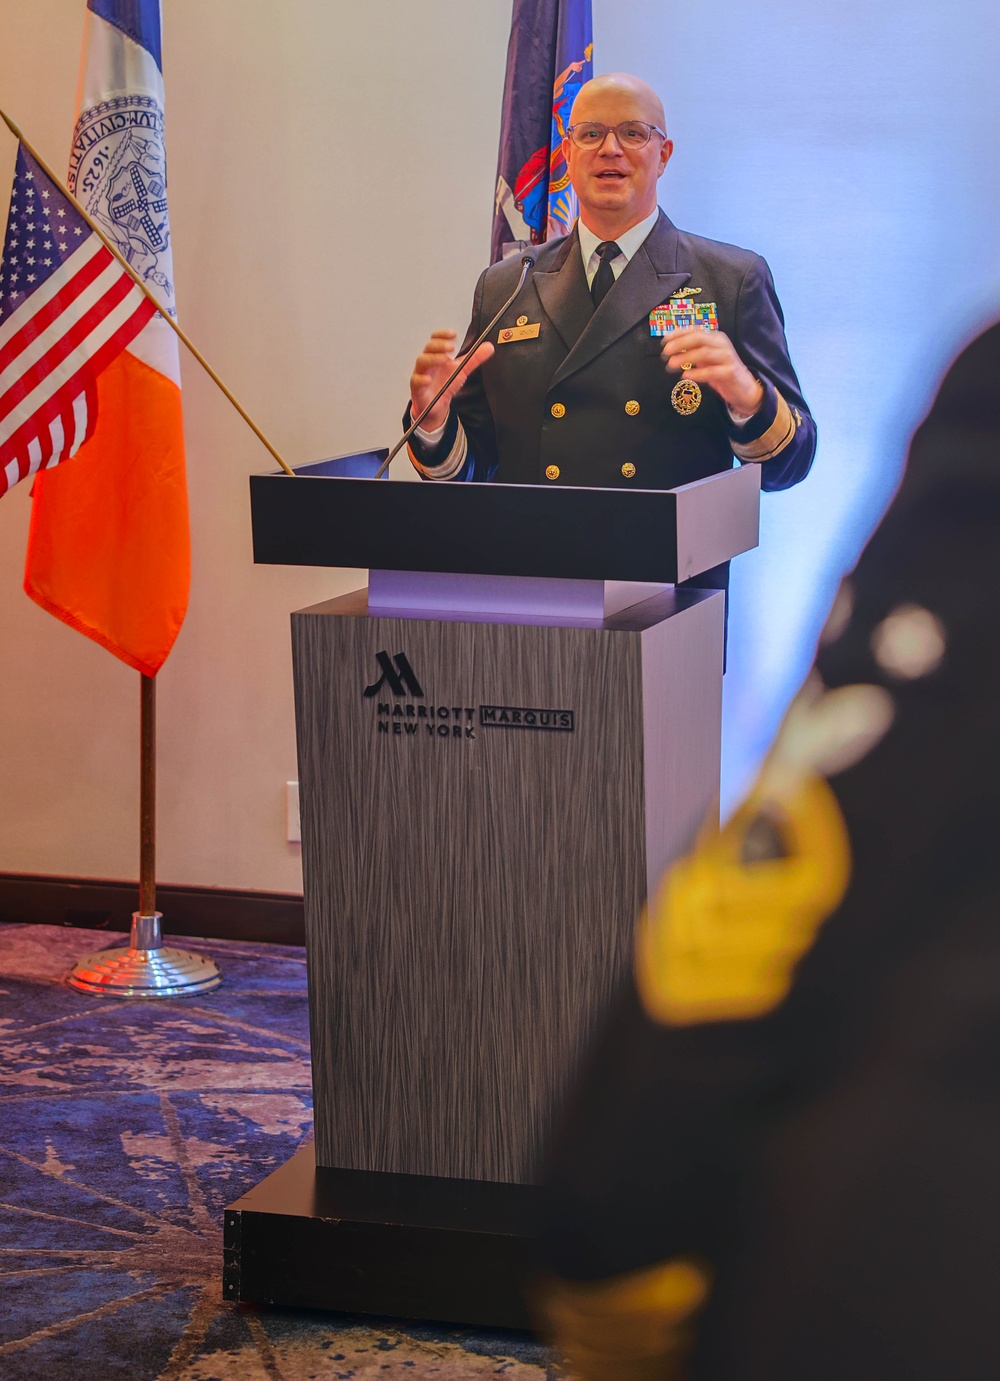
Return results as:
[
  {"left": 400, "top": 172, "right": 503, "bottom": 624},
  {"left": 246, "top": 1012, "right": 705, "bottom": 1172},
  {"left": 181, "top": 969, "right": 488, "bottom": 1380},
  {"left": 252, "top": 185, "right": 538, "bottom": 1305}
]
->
[{"left": 406, "top": 73, "right": 816, "bottom": 504}]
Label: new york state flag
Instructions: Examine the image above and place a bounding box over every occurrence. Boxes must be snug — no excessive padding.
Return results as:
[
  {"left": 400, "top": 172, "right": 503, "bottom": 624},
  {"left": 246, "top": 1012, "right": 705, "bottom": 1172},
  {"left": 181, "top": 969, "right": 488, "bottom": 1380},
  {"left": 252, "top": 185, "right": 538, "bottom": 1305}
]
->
[
  {"left": 25, "top": 0, "right": 188, "bottom": 678},
  {"left": 491, "top": 0, "right": 593, "bottom": 263}
]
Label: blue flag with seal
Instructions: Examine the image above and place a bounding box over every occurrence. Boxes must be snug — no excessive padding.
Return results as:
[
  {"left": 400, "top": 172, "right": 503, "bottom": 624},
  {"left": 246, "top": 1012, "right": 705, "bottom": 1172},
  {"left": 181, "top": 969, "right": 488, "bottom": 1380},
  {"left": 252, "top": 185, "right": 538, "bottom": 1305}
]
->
[{"left": 491, "top": 0, "right": 593, "bottom": 264}]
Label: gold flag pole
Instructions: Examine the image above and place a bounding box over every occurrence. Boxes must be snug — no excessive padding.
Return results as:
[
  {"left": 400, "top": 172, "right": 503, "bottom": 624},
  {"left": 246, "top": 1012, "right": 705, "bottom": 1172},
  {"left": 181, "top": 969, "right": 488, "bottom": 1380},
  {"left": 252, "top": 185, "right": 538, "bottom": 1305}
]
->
[
  {"left": 0, "top": 107, "right": 297, "bottom": 478},
  {"left": 70, "top": 668, "right": 223, "bottom": 999},
  {"left": 139, "top": 672, "right": 157, "bottom": 922}
]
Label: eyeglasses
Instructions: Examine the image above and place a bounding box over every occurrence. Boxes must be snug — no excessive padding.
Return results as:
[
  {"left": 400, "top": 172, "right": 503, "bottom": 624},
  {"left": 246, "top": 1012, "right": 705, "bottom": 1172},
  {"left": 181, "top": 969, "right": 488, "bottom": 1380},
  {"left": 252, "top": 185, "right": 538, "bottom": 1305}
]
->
[{"left": 567, "top": 121, "right": 667, "bottom": 150}]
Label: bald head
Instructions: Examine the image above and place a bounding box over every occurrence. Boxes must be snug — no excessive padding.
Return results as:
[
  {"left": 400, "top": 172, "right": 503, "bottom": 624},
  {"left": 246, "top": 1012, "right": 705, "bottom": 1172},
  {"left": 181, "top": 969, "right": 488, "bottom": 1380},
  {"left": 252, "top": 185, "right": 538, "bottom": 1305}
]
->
[
  {"left": 562, "top": 72, "right": 673, "bottom": 239},
  {"left": 569, "top": 73, "right": 666, "bottom": 133}
]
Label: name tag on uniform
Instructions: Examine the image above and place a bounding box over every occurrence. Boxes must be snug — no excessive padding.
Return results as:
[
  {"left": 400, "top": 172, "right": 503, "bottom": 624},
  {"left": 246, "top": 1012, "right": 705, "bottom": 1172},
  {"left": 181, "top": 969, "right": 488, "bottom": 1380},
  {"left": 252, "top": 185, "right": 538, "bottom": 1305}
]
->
[
  {"left": 649, "top": 300, "right": 719, "bottom": 335},
  {"left": 498, "top": 322, "right": 540, "bottom": 344}
]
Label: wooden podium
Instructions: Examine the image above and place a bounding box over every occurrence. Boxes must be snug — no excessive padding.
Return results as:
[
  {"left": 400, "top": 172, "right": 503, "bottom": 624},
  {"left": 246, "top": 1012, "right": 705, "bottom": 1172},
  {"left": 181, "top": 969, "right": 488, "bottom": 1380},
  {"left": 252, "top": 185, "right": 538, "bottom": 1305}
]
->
[{"left": 224, "top": 456, "right": 760, "bottom": 1326}]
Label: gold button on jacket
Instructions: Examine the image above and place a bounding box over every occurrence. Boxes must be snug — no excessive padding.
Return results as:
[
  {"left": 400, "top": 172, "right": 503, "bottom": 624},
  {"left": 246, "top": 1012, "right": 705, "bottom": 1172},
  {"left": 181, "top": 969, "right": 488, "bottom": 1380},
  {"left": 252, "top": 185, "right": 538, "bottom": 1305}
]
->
[
  {"left": 625, "top": 399, "right": 641, "bottom": 416},
  {"left": 621, "top": 462, "right": 637, "bottom": 478},
  {"left": 545, "top": 464, "right": 561, "bottom": 481},
  {"left": 550, "top": 402, "right": 566, "bottom": 419}
]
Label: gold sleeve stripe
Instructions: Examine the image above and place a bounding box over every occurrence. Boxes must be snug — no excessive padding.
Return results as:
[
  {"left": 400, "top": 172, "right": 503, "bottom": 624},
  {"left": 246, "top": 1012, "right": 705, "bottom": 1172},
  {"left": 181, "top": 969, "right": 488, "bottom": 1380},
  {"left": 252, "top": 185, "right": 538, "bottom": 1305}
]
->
[
  {"left": 731, "top": 388, "right": 798, "bottom": 463},
  {"left": 533, "top": 1258, "right": 711, "bottom": 1381},
  {"left": 636, "top": 773, "right": 851, "bottom": 1027},
  {"left": 407, "top": 421, "right": 468, "bottom": 480}
]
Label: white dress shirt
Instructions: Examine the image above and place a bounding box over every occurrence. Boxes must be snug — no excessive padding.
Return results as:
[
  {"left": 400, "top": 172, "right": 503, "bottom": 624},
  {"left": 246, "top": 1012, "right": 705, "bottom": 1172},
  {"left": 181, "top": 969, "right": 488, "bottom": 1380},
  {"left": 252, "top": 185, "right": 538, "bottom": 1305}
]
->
[{"left": 577, "top": 207, "right": 660, "bottom": 288}]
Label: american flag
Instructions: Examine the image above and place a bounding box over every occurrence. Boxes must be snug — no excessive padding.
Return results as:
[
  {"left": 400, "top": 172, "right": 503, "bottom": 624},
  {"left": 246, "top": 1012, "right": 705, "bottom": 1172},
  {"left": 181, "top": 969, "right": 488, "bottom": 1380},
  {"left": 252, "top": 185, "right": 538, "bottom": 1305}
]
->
[{"left": 0, "top": 144, "right": 156, "bottom": 499}]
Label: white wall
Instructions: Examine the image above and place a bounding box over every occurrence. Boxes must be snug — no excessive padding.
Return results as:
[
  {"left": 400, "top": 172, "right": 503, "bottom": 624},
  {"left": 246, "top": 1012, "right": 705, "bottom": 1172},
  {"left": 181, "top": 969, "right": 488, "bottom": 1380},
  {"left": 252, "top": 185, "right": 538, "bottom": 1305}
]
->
[
  {"left": 597, "top": 0, "right": 1000, "bottom": 806},
  {"left": 0, "top": 0, "right": 512, "bottom": 892},
  {"left": 2, "top": 1, "right": 998, "bottom": 891}
]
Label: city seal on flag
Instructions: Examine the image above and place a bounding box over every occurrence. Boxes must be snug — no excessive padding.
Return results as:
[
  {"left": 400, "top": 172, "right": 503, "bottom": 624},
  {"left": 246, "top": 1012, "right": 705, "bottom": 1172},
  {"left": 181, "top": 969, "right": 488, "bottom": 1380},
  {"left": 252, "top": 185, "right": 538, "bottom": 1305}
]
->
[{"left": 68, "top": 94, "right": 175, "bottom": 313}]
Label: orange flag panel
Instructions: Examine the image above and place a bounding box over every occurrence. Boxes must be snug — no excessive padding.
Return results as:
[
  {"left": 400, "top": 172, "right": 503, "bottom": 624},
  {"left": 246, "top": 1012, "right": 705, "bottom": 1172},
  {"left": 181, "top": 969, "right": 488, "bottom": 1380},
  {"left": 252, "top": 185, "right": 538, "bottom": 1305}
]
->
[{"left": 24, "top": 350, "right": 189, "bottom": 678}]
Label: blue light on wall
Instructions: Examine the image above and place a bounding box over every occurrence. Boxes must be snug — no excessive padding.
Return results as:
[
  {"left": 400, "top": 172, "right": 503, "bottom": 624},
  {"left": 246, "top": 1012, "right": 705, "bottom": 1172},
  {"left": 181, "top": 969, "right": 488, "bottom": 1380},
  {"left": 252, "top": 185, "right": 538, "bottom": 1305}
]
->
[{"left": 597, "top": 0, "right": 1000, "bottom": 809}]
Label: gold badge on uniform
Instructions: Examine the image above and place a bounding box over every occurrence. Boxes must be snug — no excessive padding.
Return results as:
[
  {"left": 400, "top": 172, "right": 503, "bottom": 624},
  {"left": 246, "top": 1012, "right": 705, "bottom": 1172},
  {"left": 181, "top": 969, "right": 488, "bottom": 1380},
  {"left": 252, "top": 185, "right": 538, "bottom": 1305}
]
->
[
  {"left": 498, "top": 322, "right": 540, "bottom": 344},
  {"left": 671, "top": 379, "right": 702, "bottom": 415}
]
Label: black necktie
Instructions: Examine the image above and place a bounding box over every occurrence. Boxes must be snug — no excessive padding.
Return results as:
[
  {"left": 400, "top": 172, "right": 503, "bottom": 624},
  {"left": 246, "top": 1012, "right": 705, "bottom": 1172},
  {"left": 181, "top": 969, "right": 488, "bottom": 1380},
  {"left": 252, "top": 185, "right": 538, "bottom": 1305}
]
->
[{"left": 591, "top": 241, "right": 621, "bottom": 309}]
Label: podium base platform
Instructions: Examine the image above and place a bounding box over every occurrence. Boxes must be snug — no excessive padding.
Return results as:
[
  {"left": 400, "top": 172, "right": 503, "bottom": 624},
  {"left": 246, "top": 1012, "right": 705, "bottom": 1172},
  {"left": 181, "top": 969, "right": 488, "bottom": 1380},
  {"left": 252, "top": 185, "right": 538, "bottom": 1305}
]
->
[{"left": 223, "top": 1143, "right": 539, "bottom": 1328}]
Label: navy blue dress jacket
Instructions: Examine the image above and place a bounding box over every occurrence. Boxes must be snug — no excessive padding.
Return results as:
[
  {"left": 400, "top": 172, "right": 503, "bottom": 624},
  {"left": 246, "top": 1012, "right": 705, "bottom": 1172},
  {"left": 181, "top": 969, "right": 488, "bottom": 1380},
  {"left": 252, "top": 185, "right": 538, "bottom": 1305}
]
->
[{"left": 408, "top": 210, "right": 816, "bottom": 494}]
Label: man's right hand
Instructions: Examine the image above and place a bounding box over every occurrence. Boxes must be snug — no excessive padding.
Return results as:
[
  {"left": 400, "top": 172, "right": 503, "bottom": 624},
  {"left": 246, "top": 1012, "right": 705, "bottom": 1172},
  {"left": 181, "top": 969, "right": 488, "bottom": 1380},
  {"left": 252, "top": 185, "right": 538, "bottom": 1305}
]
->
[{"left": 410, "top": 330, "right": 494, "bottom": 432}]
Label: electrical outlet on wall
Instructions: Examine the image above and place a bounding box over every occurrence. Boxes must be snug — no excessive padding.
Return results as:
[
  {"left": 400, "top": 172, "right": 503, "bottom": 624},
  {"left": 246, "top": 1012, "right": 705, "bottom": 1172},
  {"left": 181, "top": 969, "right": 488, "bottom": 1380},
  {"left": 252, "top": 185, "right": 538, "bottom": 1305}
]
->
[{"left": 286, "top": 781, "right": 301, "bottom": 844}]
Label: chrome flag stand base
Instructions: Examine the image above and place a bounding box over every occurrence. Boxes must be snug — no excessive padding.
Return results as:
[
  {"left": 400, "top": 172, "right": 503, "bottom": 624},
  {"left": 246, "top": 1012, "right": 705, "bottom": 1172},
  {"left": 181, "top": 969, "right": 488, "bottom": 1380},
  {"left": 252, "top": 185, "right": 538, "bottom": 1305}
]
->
[{"left": 68, "top": 912, "right": 222, "bottom": 998}]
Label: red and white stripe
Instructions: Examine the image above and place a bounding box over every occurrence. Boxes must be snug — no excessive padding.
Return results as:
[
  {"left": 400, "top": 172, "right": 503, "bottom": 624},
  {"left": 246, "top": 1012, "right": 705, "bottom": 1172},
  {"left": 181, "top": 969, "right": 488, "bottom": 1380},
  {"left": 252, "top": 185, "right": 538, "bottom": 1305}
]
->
[
  {"left": 0, "top": 233, "right": 155, "bottom": 498},
  {"left": 1, "top": 375, "right": 98, "bottom": 497}
]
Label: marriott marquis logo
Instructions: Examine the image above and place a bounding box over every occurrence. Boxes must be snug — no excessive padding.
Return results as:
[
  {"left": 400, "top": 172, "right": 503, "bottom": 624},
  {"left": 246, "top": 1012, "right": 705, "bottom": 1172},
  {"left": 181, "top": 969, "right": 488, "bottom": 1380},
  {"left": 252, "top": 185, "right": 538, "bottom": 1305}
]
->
[{"left": 362, "top": 650, "right": 574, "bottom": 741}]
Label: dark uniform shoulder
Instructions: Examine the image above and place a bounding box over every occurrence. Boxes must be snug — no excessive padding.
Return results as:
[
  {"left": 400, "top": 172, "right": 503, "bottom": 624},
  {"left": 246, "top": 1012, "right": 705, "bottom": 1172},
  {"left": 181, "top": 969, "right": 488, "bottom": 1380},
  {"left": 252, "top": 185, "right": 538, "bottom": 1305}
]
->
[
  {"left": 670, "top": 226, "right": 766, "bottom": 276},
  {"left": 923, "top": 319, "right": 1000, "bottom": 423}
]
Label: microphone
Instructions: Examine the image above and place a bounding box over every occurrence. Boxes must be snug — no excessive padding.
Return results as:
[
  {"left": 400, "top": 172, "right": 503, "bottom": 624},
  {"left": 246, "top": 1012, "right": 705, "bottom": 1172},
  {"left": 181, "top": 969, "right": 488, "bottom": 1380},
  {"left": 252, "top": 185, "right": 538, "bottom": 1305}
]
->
[{"left": 374, "top": 252, "right": 536, "bottom": 479}]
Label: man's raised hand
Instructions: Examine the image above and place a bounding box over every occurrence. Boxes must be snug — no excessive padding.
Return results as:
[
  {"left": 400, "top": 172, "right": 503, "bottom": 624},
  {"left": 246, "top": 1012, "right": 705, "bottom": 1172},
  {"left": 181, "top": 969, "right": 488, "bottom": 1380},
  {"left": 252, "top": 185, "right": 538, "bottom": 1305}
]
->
[
  {"left": 410, "top": 330, "right": 494, "bottom": 432},
  {"left": 661, "top": 326, "right": 764, "bottom": 420}
]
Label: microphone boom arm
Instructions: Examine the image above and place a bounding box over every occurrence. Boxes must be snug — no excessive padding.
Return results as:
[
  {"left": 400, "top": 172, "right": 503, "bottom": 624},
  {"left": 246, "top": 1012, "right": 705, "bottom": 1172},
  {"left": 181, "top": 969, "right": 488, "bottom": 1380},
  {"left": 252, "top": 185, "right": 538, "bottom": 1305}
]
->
[{"left": 374, "top": 254, "right": 535, "bottom": 480}]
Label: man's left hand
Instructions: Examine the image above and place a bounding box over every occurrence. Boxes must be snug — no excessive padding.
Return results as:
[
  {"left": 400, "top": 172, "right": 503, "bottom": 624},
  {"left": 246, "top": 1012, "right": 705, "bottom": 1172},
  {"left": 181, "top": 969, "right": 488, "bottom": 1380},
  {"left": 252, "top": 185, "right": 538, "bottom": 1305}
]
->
[{"left": 662, "top": 327, "right": 764, "bottom": 419}]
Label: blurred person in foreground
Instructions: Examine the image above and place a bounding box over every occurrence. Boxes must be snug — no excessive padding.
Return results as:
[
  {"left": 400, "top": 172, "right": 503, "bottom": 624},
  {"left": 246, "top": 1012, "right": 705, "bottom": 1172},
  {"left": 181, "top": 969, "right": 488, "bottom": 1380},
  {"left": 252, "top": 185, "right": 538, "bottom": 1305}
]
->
[{"left": 534, "top": 319, "right": 1000, "bottom": 1381}]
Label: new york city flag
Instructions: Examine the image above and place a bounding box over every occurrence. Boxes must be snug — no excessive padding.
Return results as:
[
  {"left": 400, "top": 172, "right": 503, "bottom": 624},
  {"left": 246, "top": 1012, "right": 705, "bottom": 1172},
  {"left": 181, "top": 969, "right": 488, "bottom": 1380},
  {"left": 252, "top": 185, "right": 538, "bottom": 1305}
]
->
[
  {"left": 491, "top": 0, "right": 593, "bottom": 263},
  {"left": 24, "top": 0, "right": 188, "bottom": 678}
]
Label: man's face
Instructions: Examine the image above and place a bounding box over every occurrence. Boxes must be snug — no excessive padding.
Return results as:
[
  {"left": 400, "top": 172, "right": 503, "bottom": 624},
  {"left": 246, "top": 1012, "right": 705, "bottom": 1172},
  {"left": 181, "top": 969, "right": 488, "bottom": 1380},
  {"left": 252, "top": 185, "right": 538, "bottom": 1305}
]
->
[{"left": 563, "top": 82, "right": 673, "bottom": 234}]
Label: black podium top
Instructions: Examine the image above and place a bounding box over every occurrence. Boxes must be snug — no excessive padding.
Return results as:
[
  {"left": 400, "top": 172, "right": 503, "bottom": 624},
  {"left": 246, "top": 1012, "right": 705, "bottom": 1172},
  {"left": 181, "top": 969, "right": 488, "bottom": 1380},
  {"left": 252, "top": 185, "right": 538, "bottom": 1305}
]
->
[{"left": 249, "top": 451, "right": 760, "bottom": 584}]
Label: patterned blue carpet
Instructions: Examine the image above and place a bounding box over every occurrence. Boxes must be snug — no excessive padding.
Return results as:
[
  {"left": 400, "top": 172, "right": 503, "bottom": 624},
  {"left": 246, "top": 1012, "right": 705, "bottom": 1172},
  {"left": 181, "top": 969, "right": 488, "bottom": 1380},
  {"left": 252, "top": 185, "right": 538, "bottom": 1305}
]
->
[{"left": 0, "top": 923, "right": 551, "bottom": 1379}]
